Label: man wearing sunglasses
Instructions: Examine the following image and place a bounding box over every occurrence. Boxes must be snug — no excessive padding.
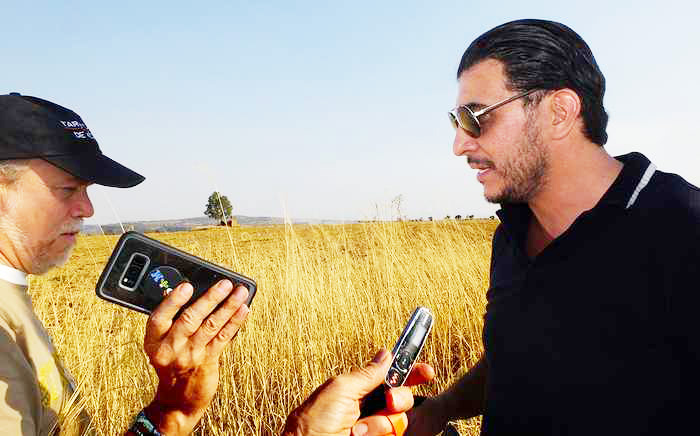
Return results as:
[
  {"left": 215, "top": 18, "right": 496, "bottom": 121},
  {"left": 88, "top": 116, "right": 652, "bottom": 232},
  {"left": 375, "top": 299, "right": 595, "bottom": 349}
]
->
[{"left": 408, "top": 19, "right": 700, "bottom": 436}]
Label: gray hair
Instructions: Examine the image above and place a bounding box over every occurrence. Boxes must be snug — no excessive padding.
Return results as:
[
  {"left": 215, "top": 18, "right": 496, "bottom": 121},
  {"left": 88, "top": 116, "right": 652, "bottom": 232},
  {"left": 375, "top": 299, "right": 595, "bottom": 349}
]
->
[
  {"left": 0, "top": 159, "right": 30, "bottom": 270},
  {"left": 0, "top": 159, "right": 30, "bottom": 184}
]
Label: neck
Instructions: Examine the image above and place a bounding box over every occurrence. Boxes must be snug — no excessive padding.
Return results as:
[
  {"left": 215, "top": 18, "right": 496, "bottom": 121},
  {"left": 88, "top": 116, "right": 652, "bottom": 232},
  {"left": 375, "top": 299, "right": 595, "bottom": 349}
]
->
[{"left": 527, "top": 142, "right": 623, "bottom": 241}]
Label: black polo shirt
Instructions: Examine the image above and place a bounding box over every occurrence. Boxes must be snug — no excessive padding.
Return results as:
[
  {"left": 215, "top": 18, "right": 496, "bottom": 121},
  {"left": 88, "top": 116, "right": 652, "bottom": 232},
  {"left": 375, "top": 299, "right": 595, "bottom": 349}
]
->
[{"left": 481, "top": 152, "right": 700, "bottom": 435}]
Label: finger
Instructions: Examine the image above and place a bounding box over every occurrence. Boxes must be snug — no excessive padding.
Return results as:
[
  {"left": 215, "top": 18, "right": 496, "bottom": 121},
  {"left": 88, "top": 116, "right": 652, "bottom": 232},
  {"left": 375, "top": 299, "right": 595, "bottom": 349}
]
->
[
  {"left": 341, "top": 349, "right": 393, "bottom": 399},
  {"left": 353, "top": 412, "right": 407, "bottom": 436},
  {"left": 205, "top": 302, "right": 250, "bottom": 359},
  {"left": 403, "top": 363, "right": 435, "bottom": 387},
  {"left": 170, "top": 279, "right": 234, "bottom": 337},
  {"left": 189, "top": 285, "right": 249, "bottom": 349},
  {"left": 145, "top": 282, "right": 194, "bottom": 342},
  {"left": 385, "top": 386, "right": 414, "bottom": 413}
]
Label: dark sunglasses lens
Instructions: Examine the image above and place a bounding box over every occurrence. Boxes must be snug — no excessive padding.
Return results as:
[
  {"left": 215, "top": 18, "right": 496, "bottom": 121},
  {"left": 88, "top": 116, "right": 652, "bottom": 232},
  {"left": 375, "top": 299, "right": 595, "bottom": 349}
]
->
[{"left": 456, "top": 108, "right": 480, "bottom": 137}]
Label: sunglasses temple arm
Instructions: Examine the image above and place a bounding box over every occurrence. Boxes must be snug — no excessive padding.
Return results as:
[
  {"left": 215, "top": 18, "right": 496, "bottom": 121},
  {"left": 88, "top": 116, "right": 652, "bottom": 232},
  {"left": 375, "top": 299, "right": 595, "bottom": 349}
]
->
[{"left": 473, "top": 89, "right": 535, "bottom": 117}]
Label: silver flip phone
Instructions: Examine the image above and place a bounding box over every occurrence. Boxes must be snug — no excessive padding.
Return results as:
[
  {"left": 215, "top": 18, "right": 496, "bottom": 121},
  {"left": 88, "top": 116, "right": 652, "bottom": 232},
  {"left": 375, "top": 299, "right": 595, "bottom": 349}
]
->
[
  {"left": 360, "top": 306, "right": 434, "bottom": 417},
  {"left": 385, "top": 306, "right": 434, "bottom": 387}
]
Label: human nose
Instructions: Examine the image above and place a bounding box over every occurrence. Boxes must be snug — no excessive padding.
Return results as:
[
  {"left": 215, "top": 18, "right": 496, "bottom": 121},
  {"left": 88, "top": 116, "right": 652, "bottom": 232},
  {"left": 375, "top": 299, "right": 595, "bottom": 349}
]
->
[
  {"left": 453, "top": 128, "right": 479, "bottom": 156},
  {"left": 72, "top": 187, "right": 94, "bottom": 219}
]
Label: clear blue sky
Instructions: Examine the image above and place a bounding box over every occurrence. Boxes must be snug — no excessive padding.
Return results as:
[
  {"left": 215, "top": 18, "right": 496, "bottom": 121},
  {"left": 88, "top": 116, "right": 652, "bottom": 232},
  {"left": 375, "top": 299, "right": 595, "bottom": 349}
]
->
[{"left": 4, "top": 1, "right": 699, "bottom": 224}]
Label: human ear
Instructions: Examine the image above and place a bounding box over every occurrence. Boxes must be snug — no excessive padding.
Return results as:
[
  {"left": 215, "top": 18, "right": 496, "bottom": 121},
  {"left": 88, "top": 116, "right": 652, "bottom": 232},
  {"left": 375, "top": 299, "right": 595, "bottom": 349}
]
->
[{"left": 548, "top": 89, "right": 581, "bottom": 140}]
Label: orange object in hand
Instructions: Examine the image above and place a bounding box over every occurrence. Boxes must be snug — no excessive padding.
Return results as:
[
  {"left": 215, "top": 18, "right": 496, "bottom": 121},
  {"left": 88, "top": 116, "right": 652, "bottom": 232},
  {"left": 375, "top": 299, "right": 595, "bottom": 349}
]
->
[{"left": 384, "top": 412, "right": 408, "bottom": 436}]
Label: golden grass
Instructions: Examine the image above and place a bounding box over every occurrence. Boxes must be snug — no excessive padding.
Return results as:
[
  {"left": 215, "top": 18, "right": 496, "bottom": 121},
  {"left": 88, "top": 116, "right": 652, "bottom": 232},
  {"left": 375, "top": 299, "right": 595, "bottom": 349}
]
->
[{"left": 28, "top": 219, "right": 497, "bottom": 435}]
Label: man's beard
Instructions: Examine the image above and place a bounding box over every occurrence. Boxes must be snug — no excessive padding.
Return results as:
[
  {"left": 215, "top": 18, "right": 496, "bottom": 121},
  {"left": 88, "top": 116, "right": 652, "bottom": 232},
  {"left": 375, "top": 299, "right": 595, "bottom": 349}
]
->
[
  {"left": 0, "top": 215, "right": 81, "bottom": 275},
  {"left": 486, "top": 114, "right": 548, "bottom": 204},
  {"left": 33, "top": 220, "right": 82, "bottom": 275}
]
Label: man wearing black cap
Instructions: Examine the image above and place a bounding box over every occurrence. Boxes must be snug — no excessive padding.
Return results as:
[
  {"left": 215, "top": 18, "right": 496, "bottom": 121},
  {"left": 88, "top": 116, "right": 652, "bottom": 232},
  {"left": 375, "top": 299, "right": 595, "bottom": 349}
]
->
[{"left": 0, "top": 93, "right": 251, "bottom": 435}]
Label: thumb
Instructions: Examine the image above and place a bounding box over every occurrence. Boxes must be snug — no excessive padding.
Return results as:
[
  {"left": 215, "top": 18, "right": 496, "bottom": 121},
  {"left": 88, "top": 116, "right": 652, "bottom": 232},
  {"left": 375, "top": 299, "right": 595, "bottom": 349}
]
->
[{"left": 346, "top": 349, "right": 392, "bottom": 398}]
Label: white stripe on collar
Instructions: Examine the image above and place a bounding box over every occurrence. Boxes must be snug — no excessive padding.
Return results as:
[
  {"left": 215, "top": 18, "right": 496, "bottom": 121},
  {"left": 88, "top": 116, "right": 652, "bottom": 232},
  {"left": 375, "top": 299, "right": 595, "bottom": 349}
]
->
[
  {"left": 0, "top": 264, "right": 28, "bottom": 286},
  {"left": 626, "top": 162, "right": 657, "bottom": 209}
]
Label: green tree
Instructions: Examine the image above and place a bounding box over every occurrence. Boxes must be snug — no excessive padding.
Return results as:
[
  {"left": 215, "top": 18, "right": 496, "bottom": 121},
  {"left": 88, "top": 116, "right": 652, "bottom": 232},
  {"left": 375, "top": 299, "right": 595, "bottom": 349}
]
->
[{"left": 204, "top": 191, "right": 233, "bottom": 223}]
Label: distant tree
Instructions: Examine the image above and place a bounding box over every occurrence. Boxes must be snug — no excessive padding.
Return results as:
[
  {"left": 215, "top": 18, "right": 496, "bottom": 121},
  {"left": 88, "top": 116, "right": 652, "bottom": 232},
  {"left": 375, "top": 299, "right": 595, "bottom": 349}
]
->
[
  {"left": 469, "top": 215, "right": 474, "bottom": 219},
  {"left": 204, "top": 191, "right": 233, "bottom": 223},
  {"left": 428, "top": 216, "right": 433, "bottom": 221},
  {"left": 445, "top": 215, "right": 451, "bottom": 220},
  {"left": 455, "top": 215, "right": 462, "bottom": 220}
]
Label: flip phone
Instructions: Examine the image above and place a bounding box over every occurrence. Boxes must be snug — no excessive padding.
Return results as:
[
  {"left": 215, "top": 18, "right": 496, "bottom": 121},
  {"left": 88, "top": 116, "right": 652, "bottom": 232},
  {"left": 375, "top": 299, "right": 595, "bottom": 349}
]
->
[
  {"left": 360, "top": 306, "right": 434, "bottom": 417},
  {"left": 95, "top": 231, "right": 256, "bottom": 315}
]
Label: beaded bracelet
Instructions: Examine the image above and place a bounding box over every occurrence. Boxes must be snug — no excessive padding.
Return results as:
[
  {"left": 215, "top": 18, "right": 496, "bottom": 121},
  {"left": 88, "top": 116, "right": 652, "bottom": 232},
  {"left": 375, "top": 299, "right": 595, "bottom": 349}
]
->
[{"left": 128, "top": 410, "right": 162, "bottom": 436}]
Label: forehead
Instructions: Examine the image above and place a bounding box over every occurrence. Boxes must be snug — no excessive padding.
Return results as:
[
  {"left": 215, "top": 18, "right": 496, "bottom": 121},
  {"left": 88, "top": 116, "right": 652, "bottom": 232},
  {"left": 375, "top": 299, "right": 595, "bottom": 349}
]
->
[
  {"left": 27, "top": 159, "right": 87, "bottom": 185},
  {"left": 455, "top": 59, "right": 511, "bottom": 106}
]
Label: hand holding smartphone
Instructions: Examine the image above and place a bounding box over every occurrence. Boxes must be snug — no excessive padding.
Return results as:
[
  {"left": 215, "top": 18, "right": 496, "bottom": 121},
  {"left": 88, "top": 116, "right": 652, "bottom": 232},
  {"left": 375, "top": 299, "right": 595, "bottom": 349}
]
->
[
  {"left": 95, "top": 231, "right": 256, "bottom": 314},
  {"left": 98, "top": 232, "right": 257, "bottom": 435},
  {"left": 360, "top": 306, "right": 434, "bottom": 417}
]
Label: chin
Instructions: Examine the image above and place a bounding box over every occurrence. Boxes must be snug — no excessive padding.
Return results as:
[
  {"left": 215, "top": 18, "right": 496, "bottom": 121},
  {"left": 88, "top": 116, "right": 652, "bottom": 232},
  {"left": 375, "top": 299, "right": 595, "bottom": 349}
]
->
[
  {"left": 483, "top": 185, "right": 505, "bottom": 204},
  {"left": 484, "top": 185, "right": 528, "bottom": 205},
  {"left": 30, "top": 245, "right": 75, "bottom": 275}
]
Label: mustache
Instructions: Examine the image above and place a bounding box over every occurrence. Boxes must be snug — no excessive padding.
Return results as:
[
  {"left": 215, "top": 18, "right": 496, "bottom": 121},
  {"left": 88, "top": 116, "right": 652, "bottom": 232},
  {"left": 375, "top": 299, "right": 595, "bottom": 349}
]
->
[
  {"left": 467, "top": 157, "right": 496, "bottom": 168},
  {"left": 58, "top": 220, "right": 83, "bottom": 234}
]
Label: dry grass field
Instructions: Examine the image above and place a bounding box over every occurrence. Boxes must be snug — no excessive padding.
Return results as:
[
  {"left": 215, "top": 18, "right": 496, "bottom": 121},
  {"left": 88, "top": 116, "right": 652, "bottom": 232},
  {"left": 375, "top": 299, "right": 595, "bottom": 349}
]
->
[{"left": 28, "top": 219, "right": 498, "bottom": 435}]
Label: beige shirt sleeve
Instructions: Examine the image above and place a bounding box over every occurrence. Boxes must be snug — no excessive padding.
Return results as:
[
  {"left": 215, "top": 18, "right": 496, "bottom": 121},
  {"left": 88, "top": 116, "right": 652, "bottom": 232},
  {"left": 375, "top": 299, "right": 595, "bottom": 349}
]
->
[{"left": 0, "top": 318, "right": 45, "bottom": 436}]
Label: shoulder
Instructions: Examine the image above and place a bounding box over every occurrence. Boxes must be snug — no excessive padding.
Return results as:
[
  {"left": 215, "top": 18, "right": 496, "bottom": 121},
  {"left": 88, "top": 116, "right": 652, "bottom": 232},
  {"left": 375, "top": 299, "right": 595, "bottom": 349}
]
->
[
  {"left": 635, "top": 170, "right": 700, "bottom": 273},
  {"left": 0, "top": 280, "right": 33, "bottom": 331},
  {"left": 635, "top": 168, "right": 700, "bottom": 228}
]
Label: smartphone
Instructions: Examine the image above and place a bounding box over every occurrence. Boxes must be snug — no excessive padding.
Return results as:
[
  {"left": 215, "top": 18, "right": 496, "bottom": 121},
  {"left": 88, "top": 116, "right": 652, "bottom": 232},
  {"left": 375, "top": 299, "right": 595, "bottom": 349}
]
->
[
  {"left": 95, "top": 231, "right": 256, "bottom": 315},
  {"left": 360, "top": 306, "right": 434, "bottom": 417}
]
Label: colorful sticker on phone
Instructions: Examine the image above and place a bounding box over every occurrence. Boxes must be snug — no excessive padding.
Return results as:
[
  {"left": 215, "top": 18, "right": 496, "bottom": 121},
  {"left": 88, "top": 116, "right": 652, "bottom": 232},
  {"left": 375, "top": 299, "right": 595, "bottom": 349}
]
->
[{"left": 149, "top": 269, "right": 171, "bottom": 291}]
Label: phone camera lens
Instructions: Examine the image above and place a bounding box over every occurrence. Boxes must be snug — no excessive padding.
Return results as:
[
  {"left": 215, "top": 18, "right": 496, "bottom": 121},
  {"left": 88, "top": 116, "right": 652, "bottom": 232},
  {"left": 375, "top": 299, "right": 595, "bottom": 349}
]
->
[
  {"left": 122, "top": 266, "right": 142, "bottom": 287},
  {"left": 120, "top": 253, "right": 149, "bottom": 290}
]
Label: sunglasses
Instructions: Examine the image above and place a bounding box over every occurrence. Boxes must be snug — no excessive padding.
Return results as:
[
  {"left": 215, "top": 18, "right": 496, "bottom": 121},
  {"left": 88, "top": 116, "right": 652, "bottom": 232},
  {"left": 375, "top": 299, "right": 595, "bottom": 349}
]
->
[{"left": 448, "top": 89, "right": 536, "bottom": 137}]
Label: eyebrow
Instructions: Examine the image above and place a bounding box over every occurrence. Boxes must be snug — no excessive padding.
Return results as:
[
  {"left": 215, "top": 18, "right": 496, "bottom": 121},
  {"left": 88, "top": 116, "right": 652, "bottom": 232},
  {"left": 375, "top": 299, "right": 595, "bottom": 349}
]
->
[
  {"left": 53, "top": 175, "right": 91, "bottom": 186},
  {"left": 463, "top": 102, "right": 488, "bottom": 112}
]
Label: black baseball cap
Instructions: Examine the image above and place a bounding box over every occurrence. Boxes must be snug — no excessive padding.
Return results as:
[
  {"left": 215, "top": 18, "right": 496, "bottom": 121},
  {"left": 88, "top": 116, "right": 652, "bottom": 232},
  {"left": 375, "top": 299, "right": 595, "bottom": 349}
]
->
[{"left": 0, "top": 92, "right": 145, "bottom": 188}]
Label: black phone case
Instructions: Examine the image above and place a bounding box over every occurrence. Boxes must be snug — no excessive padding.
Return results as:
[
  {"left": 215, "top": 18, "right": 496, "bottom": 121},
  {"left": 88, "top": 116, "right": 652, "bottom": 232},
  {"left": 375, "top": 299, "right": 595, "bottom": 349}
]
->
[{"left": 95, "top": 231, "right": 257, "bottom": 315}]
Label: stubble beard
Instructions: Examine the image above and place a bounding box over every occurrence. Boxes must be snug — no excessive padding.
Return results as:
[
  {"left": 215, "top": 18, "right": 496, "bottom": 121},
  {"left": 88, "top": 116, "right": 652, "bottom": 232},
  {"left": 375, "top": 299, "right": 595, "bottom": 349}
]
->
[
  {"left": 32, "top": 236, "right": 77, "bottom": 275},
  {"left": 31, "top": 220, "right": 82, "bottom": 275},
  {"left": 486, "top": 113, "right": 549, "bottom": 204},
  {"left": 0, "top": 204, "right": 80, "bottom": 275}
]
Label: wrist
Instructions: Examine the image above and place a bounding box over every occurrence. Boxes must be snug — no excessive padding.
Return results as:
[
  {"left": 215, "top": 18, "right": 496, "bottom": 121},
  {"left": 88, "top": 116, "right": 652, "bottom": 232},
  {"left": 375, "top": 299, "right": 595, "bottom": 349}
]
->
[
  {"left": 143, "top": 402, "right": 194, "bottom": 436},
  {"left": 281, "top": 409, "right": 305, "bottom": 436},
  {"left": 128, "top": 410, "right": 163, "bottom": 436},
  {"left": 282, "top": 406, "right": 323, "bottom": 436},
  {"left": 423, "top": 394, "right": 451, "bottom": 427}
]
